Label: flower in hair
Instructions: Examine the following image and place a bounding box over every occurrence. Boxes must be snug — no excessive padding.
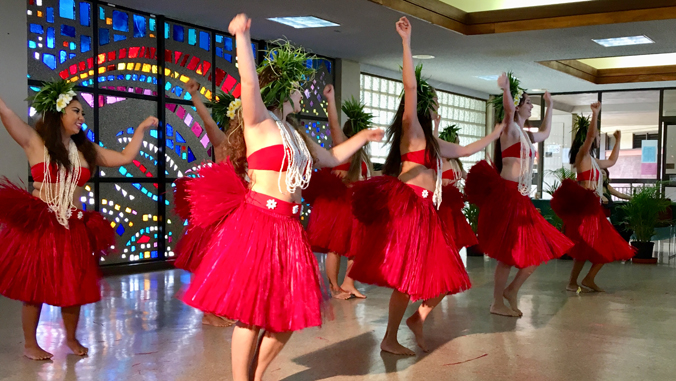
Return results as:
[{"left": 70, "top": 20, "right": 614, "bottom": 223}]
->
[
  {"left": 207, "top": 90, "right": 237, "bottom": 128},
  {"left": 226, "top": 99, "right": 242, "bottom": 119},
  {"left": 489, "top": 72, "right": 527, "bottom": 122},
  {"left": 28, "top": 79, "right": 77, "bottom": 115}
]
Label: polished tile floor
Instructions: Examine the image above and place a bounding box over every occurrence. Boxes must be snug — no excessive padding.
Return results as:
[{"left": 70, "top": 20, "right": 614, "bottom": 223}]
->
[{"left": 1, "top": 253, "right": 676, "bottom": 381}]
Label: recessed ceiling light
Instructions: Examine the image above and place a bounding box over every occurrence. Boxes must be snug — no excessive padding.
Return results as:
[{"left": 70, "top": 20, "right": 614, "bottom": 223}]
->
[
  {"left": 413, "top": 55, "right": 435, "bottom": 60},
  {"left": 530, "top": 88, "right": 546, "bottom": 92},
  {"left": 592, "top": 35, "right": 654, "bottom": 47},
  {"left": 268, "top": 16, "right": 339, "bottom": 29},
  {"left": 475, "top": 75, "right": 499, "bottom": 81}
]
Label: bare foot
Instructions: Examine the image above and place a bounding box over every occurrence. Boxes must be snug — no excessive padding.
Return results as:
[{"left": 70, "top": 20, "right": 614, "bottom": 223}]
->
[
  {"left": 566, "top": 284, "right": 580, "bottom": 292},
  {"left": 502, "top": 289, "right": 522, "bottom": 317},
  {"left": 202, "top": 313, "right": 235, "bottom": 327},
  {"left": 567, "top": 284, "right": 593, "bottom": 294},
  {"left": 340, "top": 284, "right": 366, "bottom": 299},
  {"left": 405, "top": 312, "right": 428, "bottom": 352},
  {"left": 23, "top": 345, "right": 53, "bottom": 361},
  {"left": 581, "top": 279, "right": 605, "bottom": 292},
  {"left": 380, "top": 336, "right": 415, "bottom": 356},
  {"left": 330, "top": 285, "right": 352, "bottom": 300},
  {"left": 490, "top": 302, "right": 520, "bottom": 317},
  {"left": 66, "top": 339, "right": 89, "bottom": 356}
]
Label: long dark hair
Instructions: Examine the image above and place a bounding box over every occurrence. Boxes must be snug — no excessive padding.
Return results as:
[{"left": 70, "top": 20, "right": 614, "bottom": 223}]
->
[
  {"left": 225, "top": 66, "right": 317, "bottom": 178},
  {"left": 493, "top": 93, "right": 532, "bottom": 173},
  {"left": 569, "top": 125, "right": 598, "bottom": 165},
  {"left": 35, "top": 96, "right": 98, "bottom": 171},
  {"left": 342, "top": 120, "right": 374, "bottom": 182},
  {"left": 383, "top": 97, "right": 439, "bottom": 177}
]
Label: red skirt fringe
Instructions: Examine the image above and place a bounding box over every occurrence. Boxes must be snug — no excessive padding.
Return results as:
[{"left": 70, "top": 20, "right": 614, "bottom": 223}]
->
[
  {"left": 180, "top": 163, "right": 328, "bottom": 333},
  {"left": 439, "top": 185, "right": 478, "bottom": 250},
  {"left": 465, "top": 161, "right": 573, "bottom": 269},
  {"left": 551, "top": 179, "right": 636, "bottom": 263},
  {"left": 348, "top": 176, "right": 471, "bottom": 301},
  {"left": 0, "top": 179, "right": 114, "bottom": 307},
  {"left": 305, "top": 169, "right": 354, "bottom": 256}
]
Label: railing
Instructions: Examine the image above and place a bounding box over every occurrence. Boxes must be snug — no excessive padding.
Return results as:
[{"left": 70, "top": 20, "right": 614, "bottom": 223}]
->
[{"left": 609, "top": 178, "right": 658, "bottom": 201}]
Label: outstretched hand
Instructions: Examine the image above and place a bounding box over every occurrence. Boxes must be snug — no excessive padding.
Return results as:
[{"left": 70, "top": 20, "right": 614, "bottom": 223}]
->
[{"left": 228, "top": 13, "right": 251, "bottom": 36}]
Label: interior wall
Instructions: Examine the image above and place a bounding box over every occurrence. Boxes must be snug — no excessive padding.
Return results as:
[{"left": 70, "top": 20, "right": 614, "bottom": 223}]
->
[
  {"left": 335, "top": 58, "right": 361, "bottom": 125},
  {"left": 0, "top": 1, "right": 28, "bottom": 181}
]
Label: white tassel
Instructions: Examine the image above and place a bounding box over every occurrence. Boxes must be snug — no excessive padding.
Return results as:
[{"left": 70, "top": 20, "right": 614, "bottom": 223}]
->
[
  {"left": 516, "top": 123, "right": 534, "bottom": 197},
  {"left": 41, "top": 141, "right": 81, "bottom": 228},
  {"left": 433, "top": 153, "right": 443, "bottom": 210},
  {"left": 269, "top": 112, "right": 313, "bottom": 194},
  {"left": 591, "top": 158, "right": 604, "bottom": 201}
]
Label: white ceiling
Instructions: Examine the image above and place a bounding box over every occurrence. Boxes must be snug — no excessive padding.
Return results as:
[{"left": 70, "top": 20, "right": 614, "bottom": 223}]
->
[{"left": 111, "top": 0, "right": 676, "bottom": 98}]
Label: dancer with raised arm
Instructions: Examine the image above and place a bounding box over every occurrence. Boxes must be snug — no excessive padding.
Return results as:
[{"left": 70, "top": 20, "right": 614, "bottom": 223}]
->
[
  {"left": 349, "top": 17, "right": 503, "bottom": 355},
  {"left": 551, "top": 102, "right": 634, "bottom": 292},
  {"left": 465, "top": 73, "right": 573, "bottom": 317},
  {"left": 304, "top": 85, "right": 374, "bottom": 300},
  {"left": 180, "top": 14, "right": 383, "bottom": 381},
  {"left": 0, "top": 80, "right": 157, "bottom": 360}
]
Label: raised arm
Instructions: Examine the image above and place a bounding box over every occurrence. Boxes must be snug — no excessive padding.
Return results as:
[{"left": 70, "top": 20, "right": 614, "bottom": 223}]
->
[
  {"left": 323, "top": 85, "right": 347, "bottom": 145},
  {"left": 310, "top": 128, "right": 384, "bottom": 168},
  {"left": 0, "top": 96, "right": 40, "bottom": 151},
  {"left": 436, "top": 121, "right": 505, "bottom": 158},
  {"left": 597, "top": 130, "right": 621, "bottom": 168},
  {"left": 531, "top": 91, "right": 553, "bottom": 143},
  {"left": 497, "top": 73, "right": 515, "bottom": 126},
  {"left": 397, "top": 17, "right": 423, "bottom": 140},
  {"left": 229, "top": 14, "right": 268, "bottom": 127},
  {"left": 95, "top": 116, "right": 158, "bottom": 167},
  {"left": 574, "top": 102, "right": 600, "bottom": 166},
  {"left": 187, "top": 79, "right": 225, "bottom": 148}
]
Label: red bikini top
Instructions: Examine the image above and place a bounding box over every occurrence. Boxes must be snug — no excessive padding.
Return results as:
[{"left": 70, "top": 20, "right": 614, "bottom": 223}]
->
[
  {"left": 31, "top": 163, "right": 91, "bottom": 187},
  {"left": 401, "top": 150, "right": 435, "bottom": 170},
  {"left": 247, "top": 145, "right": 289, "bottom": 172},
  {"left": 577, "top": 168, "right": 600, "bottom": 182},
  {"left": 502, "top": 143, "right": 533, "bottom": 159},
  {"left": 332, "top": 161, "right": 368, "bottom": 177},
  {"left": 442, "top": 169, "right": 460, "bottom": 180}
]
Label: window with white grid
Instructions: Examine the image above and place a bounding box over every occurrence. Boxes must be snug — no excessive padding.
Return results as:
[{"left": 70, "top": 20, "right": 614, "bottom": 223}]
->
[{"left": 360, "top": 73, "right": 487, "bottom": 166}]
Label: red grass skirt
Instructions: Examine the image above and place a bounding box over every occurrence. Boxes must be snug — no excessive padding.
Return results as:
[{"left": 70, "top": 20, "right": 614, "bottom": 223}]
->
[
  {"left": 180, "top": 163, "right": 327, "bottom": 333},
  {"left": 551, "top": 179, "right": 636, "bottom": 263},
  {"left": 348, "top": 176, "right": 471, "bottom": 301},
  {"left": 304, "top": 169, "right": 354, "bottom": 256},
  {"left": 465, "top": 161, "right": 573, "bottom": 269},
  {"left": 0, "top": 180, "right": 114, "bottom": 307},
  {"left": 173, "top": 177, "right": 211, "bottom": 273},
  {"left": 439, "top": 185, "right": 478, "bottom": 250}
]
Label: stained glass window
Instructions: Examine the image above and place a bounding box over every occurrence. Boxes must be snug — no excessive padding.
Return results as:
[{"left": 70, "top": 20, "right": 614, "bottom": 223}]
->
[
  {"left": 164, "top": 103, "right": 211, "bottom": 175},
  {"left": 164, "top": 21, "right": 214, "bottom": 102},
  {"left": 299, "top": 58, "right": 334, "bottom": 119}
]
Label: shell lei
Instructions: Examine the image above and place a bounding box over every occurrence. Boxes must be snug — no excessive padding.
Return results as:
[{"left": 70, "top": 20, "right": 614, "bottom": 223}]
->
[
  {"left": 515, "top": 123, "right": 534, "bottom": 197},
  {"left": 41, "top": 141, "right": 82, "bottom": 228},
  {"left": 590, "top": 158, "right": 604, "bottom": 201},
  {"left": 432, "top": 154, "right": 443, "bottom": 210},
  {"left": 269, "top": 111, "right": 314, "bottom": 194}
]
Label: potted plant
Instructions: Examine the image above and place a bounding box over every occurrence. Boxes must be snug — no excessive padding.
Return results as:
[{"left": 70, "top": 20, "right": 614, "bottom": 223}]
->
[
  {"left": 462, "top": 203, "right": 483, "bottom": 257},
  {"left": 621, "top": 184, "right": 672, "bottom": 264},
  {"left": 543, "top": 167, "right": 576, "bottom": 233}
]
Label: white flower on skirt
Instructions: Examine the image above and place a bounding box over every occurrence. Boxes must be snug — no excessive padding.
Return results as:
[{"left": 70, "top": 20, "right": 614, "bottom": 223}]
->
[
  {"left": 266, "top": 199, "right": 277, "bottom": 210},
  {"left": 77, "top": 211, "right": 83, "bottom": 219},
  {"left": 422, "top": 190, "right": 429, "bottom": 198},
  {"left": 292, "top": 205, "right": 300, "bottom": 214}
]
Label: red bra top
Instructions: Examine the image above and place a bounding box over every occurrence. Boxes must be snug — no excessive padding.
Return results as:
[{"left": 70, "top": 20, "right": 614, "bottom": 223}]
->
[
  {"left": 442, "top": 169, "right": 460, "bottom": 180},
  {"left": 401, "top": 150, "right": 435, "bottom": 170},
  {"left": 247, "top": 145, "right": 289, "bottom": 172},
  {"left": 31, "top": 163, "right": 91, "bottom": 187},
  {"left": 332, "top": 161, "right": 368, "bottom": 177},
  {"left": 577, "top": 169, "right": 600, "bottom": 182},
  {"left": 502, "top": 143, "right": 533, "bottom": 159}
]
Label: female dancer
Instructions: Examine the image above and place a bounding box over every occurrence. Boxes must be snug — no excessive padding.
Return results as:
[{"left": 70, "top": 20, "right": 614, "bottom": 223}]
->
[
  {"left": 180, "top": 14, "right": 383, "bottom": 381},
  {"left": 172, "top": 79, "right": 234, "bottom": 327},
  {"left": 435, "top": 122, "right": 478, "bottom": 252},
  {"left": 465, "top": 73, "right": 573, "bottom": 317},
  {"left": 551, "top": 102, "right": 634, "bottom": 292},
  {"left": 0, "top": 80, "right": 157, "bottom": 360},
  {"left": 304, "top": 84, "right": 374, "bottom": 300},
  {"left": 349, "top": 17, "right": 503, "bottom": 356}
]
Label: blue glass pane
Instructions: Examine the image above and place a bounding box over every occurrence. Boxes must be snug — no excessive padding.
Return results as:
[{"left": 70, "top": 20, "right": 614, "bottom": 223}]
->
[
  {"left": 166, "top": 124, "right": 173, "bottom": 137},
  {"left": 149, "top": 18, "right": 156, "bottom": 32},
  {"left": 175, "top": 132, "right": 186, "bottom": 143},
  {"left": 99, "top": 6, "right": 104, "bottom": 20},
  {"left": 107, "top": 75, "right": 114, "bottom": 81},
  {"left": 86, "top": 130, "right": 95, "bottom": 142},
  {"left": 116, "top": 225, "right": 125, "bottom": 236},
  {"left": 216, "top": 47, "right": 223, "bottom": 58},
  {"left": 28, "top": 41, "right": 37, "bottom": 49},
  {"left": 60, "top": 50, "right": 67, "bottom": 63},
  {"left": 164, "top": 22, "right": 170, "bottom": 39},
  {"left": 99, "top": 28, "right": 110, "bottom": 45},
  {"left": 42, "top": 53, "right": 56, "bottom": 70},
  {"left": 173, "top": 25, "right": 184, "bottom": 42},
  {"left": 132, "top": 74, "right": 138, "bottom": 81},
  {"left": 166, "top": 139, "right": 174, "bottom": 149},
  {"left": 46, "top": 7, "right": 54, "bottom": 23},
  {"left": 29, "top": 24, "right": 44, "bottom": 34},
  {"left": 252, "top": 43, "right": 257, "bottom": 59},
  {"left": 164, "top": 82, "right": 172, "bottom": 91},
  {"left": 127, "top": 127, "right": 134, "bottom": 134},
  {"left": 79, "top": 2, "right": 90, "bottom": 26},
  {"left": 47, "top": 27, "right": 55, "bottom": 48},
  {"left": 183, "top": 92, "right": 192, "bottom": 101},
  {"left": 69, "top": 53, "right": 76, "bottom": 60},
  {"left": 148, "top": 129, "right": 157, "bottom": 138},
  {"left": 188, "top": 29, "right": 196, "bottom": 46},
  {"left": 133, "top": 15, "right": 146, "bottom": 38},
  {"left": 59, "top": 0, "right": 75, "bottom": 20},
  {"left": 69, "top": 42, "right": 76, "bottom": 50},
  {"left": 117, "top": 75, "right": 123, "bottom": 80},
  {"left": 199, "top": 31, "right": 210, "bottom": 51},
  {"left": 114, "top": 34, "right": 127, "bottom": 42},
  {"left": 187, "top": 147, "right": 196, "bottom": 163},
  {"left": 224, "top": 37, "right": 232, "bottom": 51},
  {"left": 61, "top": 25, "right": 76, "bottom": 38},
  {"left": 224, "top": 54, "right": 232, "bottom": 63},
  {"left": 174, "top": 87, "right": 183, "bottom": 97},
  {"left": 112, "top": 10, "right": 129, "bottom": 32},
  {"left": 81, "top": 35, "right": 91, "bottom": 52}
]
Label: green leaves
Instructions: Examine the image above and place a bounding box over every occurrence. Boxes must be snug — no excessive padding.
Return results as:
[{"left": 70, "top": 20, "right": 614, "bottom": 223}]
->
[
  {"left": 399, "top": 64, "right": 438, "bottom": 118},
  {"left": 489, "top": 72, "right": 526, "bottom": 122},
  {"left": 207, "top": 90, "right": 236, "bottom": 129},
  {"left": 257, "top": 40, "right": 316, "bottom": 109},
  {"left": 341, "top": 96, "right": 374, "bottom": 135},
  {"left": 28, "top": 79, "right": 76, "bottom": 114},
  {"left": 544, "top": 167, "right": 576, "bottom": 197},
  {"left": 572, "top": 114, "right": 591, "bottom": 146},
  {"left": 620, "top": 184, "right": 672, "bottom": 242},
  {"left": 439, "top": 124, "right": 460, "bottom": 143}
]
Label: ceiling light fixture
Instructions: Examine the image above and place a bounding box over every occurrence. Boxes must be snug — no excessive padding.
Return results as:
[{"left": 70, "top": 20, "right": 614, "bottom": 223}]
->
[
  {"left": 475, "top": 75, "right": 499, "bottom": 81},
  {"left": 413, "top": 55, "right": 435, "bottom": 60},
  {"left": 592, "top": 35, "right": 654, "bottom": 47},
  {"left": 267, "top": 16, "right": 339, "bottom": 29},
  {"left": 530, "top": 88, "right": 546, "bottom": 92}
]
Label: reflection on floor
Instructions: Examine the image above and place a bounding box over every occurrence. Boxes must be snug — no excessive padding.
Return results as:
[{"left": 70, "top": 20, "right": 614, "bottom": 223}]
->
[{"left": 1, "top": 253, "right": 676, "bottom": 381}]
